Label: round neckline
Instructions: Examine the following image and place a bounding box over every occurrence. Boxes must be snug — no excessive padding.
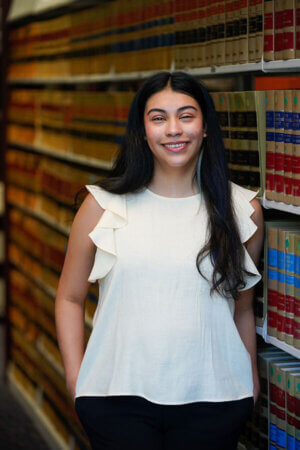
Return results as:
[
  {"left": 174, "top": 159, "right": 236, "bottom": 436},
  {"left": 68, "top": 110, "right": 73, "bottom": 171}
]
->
[{"left": 145, "top": 187, "right": 200, "bottom": 200}]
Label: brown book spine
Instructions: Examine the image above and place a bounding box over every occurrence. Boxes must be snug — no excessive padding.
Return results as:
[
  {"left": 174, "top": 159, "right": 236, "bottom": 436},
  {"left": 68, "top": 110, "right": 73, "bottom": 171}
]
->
[
  {"left": 255, "top": 0, "right": 263, "bottom": 61},
  {"left": 239, "top": 0, "right": 248, "bottom": 63}
]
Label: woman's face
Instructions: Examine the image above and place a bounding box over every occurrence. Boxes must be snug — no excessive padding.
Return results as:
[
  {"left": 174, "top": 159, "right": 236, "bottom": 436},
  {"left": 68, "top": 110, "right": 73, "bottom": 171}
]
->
[{"left": 143, "top": 87, "right": 206, "bottom": 170}]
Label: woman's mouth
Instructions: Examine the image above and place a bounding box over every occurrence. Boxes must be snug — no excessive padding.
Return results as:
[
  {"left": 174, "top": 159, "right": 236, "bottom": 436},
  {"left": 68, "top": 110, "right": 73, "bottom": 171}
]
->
[{"left": 162, "top": 142, "right": 189, "bottom": 152}]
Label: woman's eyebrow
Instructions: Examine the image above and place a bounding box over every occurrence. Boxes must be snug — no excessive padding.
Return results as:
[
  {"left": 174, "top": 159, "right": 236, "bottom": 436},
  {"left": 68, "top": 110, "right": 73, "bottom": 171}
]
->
[{"left": 147, "top": 105, "right": 198, "bottom": 115}]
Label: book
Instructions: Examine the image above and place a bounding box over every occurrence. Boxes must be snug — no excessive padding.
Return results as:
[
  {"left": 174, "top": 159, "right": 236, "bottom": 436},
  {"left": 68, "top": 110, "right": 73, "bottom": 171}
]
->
[{"left": 264, "top": 0, "right": 275, "bottom": 61}]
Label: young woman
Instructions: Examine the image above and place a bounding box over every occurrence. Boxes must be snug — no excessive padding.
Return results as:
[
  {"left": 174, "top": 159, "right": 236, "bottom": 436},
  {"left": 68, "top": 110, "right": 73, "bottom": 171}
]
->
[{"left": 55, "top": 71, "right": 264, "bottom": 450}]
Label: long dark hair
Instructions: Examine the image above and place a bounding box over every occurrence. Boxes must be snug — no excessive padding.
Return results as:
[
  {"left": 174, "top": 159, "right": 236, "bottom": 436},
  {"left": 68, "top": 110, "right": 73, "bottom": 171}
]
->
[{"left": 78, "top": 71, "right": 253, "bottom": 300}]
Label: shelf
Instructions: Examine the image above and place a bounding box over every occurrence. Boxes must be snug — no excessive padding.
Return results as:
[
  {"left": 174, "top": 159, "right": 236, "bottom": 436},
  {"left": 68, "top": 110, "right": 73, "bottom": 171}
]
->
[
  {"left": 256, "top": 326, "right": 300, "bottom": 359},
  {"left": 261, "top": 195, "right": 300, "bottom": 216},
  {"left": 8, "top": 70, "right": 163, "bottom": 85},
  {"left": 7, "top": 59, "right": 300, "bottom": 86},
  {"left": 36, "top": 338, "right": 64, "bottom": 378},
  {"left": 8, "top": 0, "right": 97, "bottom": 23},
  {"left": 8, "top": 201, "right": 70, "bottom": 236},
  {"left": 262, "top": 59, "right": 300, "bottom": 73},
  {"left": 11, "top": 261, "right": 56, "bottom": 299},
  {"left": 8, "top": 140, "right": 114, "bottom": 170}
]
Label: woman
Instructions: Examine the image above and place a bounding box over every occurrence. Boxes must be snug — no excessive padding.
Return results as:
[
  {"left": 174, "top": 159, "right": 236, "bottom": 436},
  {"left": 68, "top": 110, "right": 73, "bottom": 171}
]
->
[{"left": 55, "top": 71, "right": 264, "bottom": 450}]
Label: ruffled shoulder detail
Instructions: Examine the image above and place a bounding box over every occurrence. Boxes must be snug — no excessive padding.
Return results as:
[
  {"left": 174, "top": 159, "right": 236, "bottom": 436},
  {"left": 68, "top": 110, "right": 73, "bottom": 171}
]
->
[
  {"left": 85, "top": 185, "right": 127, "bottom": 283},
  {"left": 230, "top": 181, "right": 260, "bottom": 244},
  {"left": 230, "top": 182, "right": 262, "bottom": 291}
]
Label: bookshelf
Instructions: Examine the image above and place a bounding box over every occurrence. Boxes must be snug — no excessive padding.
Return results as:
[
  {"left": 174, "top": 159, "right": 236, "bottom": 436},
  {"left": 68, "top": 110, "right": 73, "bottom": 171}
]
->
[
  {"left": 3, "top": 0, "right": 300, "bottom": 449},
  {"left": 256, "top": 326, "right": 300, "bottom": 359},
  {"left": 7, "top": 60, "right": 300, "bottom": 86},
  {"left": 8, "top": 141, "right": 114, "bottom": 170}
]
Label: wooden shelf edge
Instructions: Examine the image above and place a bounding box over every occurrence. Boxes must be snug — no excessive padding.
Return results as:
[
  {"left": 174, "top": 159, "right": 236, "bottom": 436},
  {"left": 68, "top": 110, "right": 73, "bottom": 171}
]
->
[
  {"left": 8, "top": 201, "right": 70, "bottom": 236},
  {"left": 262, "top": 195, "right": 300, "bottom": 216},
  {"left": 8, "top": 140, "right": 114, "bottom": 170},
  {"left": 10, "top": 261, "right": 56, "bottom": 299}
]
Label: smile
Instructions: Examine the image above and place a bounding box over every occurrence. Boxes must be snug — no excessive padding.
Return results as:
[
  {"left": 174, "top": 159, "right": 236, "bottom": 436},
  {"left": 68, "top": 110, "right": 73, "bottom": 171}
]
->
[{"left": 162, "top": 142, "right": 189, "bottom": 152}]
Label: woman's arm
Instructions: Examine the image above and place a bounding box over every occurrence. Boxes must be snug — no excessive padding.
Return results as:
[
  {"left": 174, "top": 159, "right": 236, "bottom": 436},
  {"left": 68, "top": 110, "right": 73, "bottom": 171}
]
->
[
  {"left": 234, "top": 198, "right": 264, "bottom": 404},
  {"left": 55, "top": 192, "right": 104, "bottom": 401}
]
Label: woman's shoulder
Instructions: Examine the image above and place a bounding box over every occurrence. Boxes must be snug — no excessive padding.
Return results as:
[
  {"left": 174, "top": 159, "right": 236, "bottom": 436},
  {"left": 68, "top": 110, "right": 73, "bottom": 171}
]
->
[
  {"left": 85, "top": 184, "right": 116, "bottom": 210},
  {"left": 84, "top": 184, "right": 127, "bottom": 227}
]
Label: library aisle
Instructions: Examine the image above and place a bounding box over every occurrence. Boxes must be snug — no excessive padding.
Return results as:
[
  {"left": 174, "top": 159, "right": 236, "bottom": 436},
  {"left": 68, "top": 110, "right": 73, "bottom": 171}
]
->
[
  {"left": 0, "top": 382, "right": 51, "bottom": 449},
  {"left": 0, "top": 322, "right": 51, "bottom": 449}
]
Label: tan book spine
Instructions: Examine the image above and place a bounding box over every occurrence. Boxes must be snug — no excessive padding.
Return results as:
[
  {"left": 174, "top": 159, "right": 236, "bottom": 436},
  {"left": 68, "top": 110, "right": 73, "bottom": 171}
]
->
[
  {"left": 225, "top": 0, "right": 234, "bottom": 64},
  {"left": 239, "top": 0, "right": 248, "bottom": 63},
  {"left": 248, "top": 0, "right": 257, "bottom": 61},
  {"left": 255, "top": 0, "right": 263, "bottom": 61},
  {"left": 217, "top": 0, "right": 226, "bottom": 65}
]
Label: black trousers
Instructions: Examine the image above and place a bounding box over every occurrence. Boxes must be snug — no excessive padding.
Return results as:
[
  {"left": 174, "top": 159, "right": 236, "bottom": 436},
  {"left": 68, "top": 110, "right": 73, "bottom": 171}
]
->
[{"left": 75, "top": 395, "right": 253, "bottom": 450}]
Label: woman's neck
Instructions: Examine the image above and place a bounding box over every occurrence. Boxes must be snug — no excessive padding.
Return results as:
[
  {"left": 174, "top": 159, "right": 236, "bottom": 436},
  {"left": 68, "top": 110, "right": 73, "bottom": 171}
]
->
[{"left": 147, "top": 174, "right": 199, "bottom": 198}]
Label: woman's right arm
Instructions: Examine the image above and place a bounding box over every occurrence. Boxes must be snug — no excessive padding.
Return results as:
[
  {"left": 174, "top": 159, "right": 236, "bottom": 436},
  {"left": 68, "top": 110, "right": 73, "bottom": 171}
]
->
[{"left": 55, "top": 192, "right": 104, "bottom": 402}]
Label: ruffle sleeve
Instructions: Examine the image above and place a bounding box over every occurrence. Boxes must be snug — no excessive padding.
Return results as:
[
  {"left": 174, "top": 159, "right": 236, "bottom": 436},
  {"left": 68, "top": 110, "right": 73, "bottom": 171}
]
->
[
  {"left": 230, "top": 182, "right": 262, "bottom": 291},
  {"left": 85, "top": 184, "right": 127, "bottom": 283}
]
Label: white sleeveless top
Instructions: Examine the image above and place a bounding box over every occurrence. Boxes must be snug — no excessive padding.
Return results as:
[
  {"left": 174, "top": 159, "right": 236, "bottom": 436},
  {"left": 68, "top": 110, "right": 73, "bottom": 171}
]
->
[{"left": 75, "top": 181, "right": 261, "bottom": 404}]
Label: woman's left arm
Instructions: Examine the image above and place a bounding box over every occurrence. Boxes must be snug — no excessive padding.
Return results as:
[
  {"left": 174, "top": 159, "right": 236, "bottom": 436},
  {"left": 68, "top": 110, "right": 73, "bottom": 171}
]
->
[{"left": 234, "top": 197, "right": 264, "bottom": 404}]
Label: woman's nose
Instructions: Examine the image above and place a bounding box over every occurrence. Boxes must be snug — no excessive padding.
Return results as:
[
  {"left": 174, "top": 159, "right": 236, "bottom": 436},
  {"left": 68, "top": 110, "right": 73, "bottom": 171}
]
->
[{"left": 165, "top": 118, "right": 182, "bottom": 136}]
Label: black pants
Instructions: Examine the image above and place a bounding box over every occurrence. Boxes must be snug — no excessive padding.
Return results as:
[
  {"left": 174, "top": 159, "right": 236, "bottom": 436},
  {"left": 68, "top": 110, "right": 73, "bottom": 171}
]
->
[{"left": 75, "top": 395, "right": 253, "bottom": 450}]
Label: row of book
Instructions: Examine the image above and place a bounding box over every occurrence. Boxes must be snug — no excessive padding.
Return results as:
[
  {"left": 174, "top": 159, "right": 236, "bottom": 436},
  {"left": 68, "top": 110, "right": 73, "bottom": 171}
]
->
[
  {"left": 264, "top": 90, "right": 300, "bottom": 206},
  {"left": 266, "top": 223, "right": 300, "bottom": 348},
  {"left": 214, "top": 89, "right": 300, "bottom": 206},
  {"left": 242, "top": 346, "right": 300, "bottom": 450},
  {"left": 7, "top": 88, "right": 134, "bottom": 161},
  {"left": 8, "top": 86, "right": 300, "bottom": 204},
  {"left": 7, "top": 1, "right": 300, "bottom": 79},
  {"left": 8, "top": 0, "right": 174, "bottom": 77},
  {"left": 6, "top": 147, "right": 100, "bottom": 219},
  {"left": 211, "top": 90, "right": 263, "bottom": 193},
  {"left": 8, "top": 266, "right": 95, "bottom": 449}
]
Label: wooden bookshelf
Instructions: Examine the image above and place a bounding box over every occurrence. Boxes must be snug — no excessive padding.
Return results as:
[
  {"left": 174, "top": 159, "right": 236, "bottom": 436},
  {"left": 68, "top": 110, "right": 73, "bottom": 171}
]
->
[{"left": 7, "top": 140, "right": 114, "bottom": 170}]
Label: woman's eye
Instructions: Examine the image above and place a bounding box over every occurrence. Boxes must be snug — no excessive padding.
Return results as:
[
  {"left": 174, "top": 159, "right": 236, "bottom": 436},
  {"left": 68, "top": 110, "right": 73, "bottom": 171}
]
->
[
  {"left": 180, "top": 115, "right": 193, "bottom": 120},
  {"left": 152, "top": 117, "right": 165, "bottom": 122}
]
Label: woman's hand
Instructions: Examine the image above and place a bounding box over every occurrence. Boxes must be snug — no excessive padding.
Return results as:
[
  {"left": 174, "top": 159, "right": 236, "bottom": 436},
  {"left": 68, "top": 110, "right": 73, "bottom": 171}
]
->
[{"left": 66, "top": 375, "right": 78, "bottom": 403}]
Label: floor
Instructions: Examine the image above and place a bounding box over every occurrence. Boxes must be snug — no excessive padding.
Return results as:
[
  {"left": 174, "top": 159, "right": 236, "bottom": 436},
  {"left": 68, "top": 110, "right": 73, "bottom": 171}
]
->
[
  {"left": 0, "top": 381, "right": 51, "bottom": 449},
  {"left": 0, "top": 323, "right": 50, "bottom": 449}
]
